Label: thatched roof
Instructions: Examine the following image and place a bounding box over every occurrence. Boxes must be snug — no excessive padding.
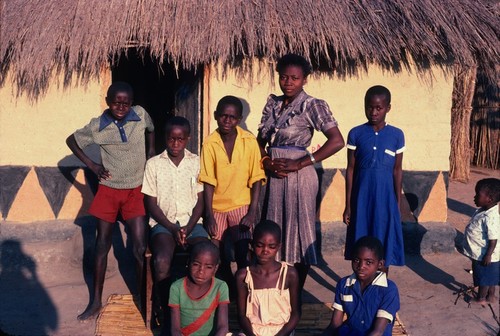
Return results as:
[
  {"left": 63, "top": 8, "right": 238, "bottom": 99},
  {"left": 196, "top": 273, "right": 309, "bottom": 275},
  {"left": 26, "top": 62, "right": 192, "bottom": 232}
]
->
[{"left": 1, "top": 0, "right": 498, "bottom": 96}]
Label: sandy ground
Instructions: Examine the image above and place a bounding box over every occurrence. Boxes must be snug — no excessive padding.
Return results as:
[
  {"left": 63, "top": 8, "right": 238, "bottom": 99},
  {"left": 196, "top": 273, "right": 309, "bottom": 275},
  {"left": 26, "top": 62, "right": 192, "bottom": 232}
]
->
[{"left": 0, "top": 167, "right": 498, "bottom": 336}]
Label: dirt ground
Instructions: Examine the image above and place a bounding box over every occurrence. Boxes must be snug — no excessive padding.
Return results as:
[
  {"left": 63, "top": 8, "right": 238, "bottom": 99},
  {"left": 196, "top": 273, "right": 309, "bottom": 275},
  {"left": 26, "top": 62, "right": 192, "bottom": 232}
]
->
[{"left": 0, "top": 167, "right": 498, "bottom": 336}]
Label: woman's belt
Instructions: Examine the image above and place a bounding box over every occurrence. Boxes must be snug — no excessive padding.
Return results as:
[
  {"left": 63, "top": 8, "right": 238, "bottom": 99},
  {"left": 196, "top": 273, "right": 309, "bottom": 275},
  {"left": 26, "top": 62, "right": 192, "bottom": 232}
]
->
[{"left": 269, "top": 145, "right": 306, "bottom": 151}]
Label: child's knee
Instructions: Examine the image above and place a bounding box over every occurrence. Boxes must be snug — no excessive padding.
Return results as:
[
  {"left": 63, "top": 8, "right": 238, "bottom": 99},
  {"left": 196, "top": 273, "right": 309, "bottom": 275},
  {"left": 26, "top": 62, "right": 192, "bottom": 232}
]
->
[
  {"left": 133, "top": 243, "right": 147, "bottom": 261},
  {"left": 154, "top": 253, "right": 173, "bottom": 273},
  {"left": 95, "top": 239, "right": 112, "bottom": 254}
]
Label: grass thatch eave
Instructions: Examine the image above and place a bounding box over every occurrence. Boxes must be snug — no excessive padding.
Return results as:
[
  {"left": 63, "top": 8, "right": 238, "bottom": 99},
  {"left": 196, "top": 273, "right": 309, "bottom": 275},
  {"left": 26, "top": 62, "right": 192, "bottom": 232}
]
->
[{"left": 0, "top": 0, "right": 498, "bottom": 97}]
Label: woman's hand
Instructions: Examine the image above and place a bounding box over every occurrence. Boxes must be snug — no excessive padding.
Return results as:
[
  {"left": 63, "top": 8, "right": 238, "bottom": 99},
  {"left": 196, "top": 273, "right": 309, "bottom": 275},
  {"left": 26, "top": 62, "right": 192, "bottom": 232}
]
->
[
  {"left": 263, "top": 158, "right": 288, "bottom": 178},
  {"left": 278, "top": 158, "right": 304, "bottom": 173}
]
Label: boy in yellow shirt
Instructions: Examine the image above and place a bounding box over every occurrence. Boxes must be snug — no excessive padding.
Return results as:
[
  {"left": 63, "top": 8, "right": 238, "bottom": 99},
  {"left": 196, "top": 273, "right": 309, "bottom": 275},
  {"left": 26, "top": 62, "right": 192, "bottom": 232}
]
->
[{"left": 199, "top": 95, "right": 265, "bottom": 287}]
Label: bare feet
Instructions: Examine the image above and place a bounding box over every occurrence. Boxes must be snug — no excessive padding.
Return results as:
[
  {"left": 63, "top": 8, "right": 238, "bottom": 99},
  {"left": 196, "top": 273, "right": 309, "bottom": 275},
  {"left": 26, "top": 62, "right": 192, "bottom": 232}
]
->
[
  {"left": 471, "top": 298, "right": 488, "bottom": 307},
  {"left": 77, "top": 302, "right": 102, "bottom": 320},
  {"left": 487, "top": 295, "right": 498, "bottom": 304}
]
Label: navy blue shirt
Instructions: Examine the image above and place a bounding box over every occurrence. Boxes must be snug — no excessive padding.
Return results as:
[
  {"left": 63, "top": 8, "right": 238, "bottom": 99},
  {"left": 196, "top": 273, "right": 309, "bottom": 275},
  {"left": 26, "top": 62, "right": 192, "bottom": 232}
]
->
[{"left": 332, "top": 272, "right": 400, "bottom": 336}]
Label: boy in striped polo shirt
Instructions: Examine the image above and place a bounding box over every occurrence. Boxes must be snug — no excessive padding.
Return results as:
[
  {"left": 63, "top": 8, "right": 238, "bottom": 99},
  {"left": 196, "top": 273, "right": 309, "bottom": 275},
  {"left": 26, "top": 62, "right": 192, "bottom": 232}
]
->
[{"left": 66, "top": 81, "right": 155, "bottom": 320}]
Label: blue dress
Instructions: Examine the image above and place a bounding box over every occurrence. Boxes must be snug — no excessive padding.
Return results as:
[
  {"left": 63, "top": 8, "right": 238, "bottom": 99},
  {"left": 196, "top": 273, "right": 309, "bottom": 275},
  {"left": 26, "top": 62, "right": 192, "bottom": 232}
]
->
[{"left": 345, "top": 123, "right": 405, "bottom": 266}]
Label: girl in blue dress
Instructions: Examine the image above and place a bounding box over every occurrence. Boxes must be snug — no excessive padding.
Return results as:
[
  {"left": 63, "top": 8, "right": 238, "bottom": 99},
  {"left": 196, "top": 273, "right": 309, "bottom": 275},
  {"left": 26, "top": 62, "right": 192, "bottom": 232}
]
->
[{"left": 343, "top": 85, "right": 405, "bottom": 271}]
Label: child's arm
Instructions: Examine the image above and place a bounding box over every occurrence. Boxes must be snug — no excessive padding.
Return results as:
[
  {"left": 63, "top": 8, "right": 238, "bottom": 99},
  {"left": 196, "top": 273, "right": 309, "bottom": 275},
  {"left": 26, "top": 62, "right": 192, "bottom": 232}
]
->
[
  {"left": 367, "top": 317, "right": 390, "bottom": 336},
  {"left": 393, "top": 153, "right": 403, "bottom": 207},
  {"left": 321, "top": 309, "right": 344, "bottom": 336},
  {"left": 203, "top": 183, "right": 217, "bottom": 238},
  {"left": 275, "top": 127, "right": 344, "bottom": 175},
  {"left": 235, "top": 268, "right": 255, "bottom": 336},
  {"left": 276, "top": 266, "right": 301, "bottom": 336},
  {"left": 343, "top": 149, "right": 356, "bottom": 225},
  {"left": 240, "top": 180, "right": 261, "bottom": 230},
  {"left": 482, "top": 239, "right": 497, "bottom": 266},
  {"left": 145, "top": 129, "right": 156, "bottom": 159},
  {"left": 184, "top": 191, "right": 204, "bottom": 236},
  {"left": 169, "top": 306, "right": 183, "bottom": 336},
  {"left": 66, "top": 134, "right": 110, "bottom": 181},
  {"left": 145, "top": 195, "right": 184, "bottom": 246},
  {"left": 214, "top": 303, "right": 229, "bottom": 336}
]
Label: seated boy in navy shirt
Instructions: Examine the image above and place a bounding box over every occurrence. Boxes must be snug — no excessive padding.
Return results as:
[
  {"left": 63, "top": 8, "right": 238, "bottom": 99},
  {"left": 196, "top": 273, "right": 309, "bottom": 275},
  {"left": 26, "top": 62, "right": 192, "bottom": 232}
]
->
[{"left": 323, "top": 236, "right": 400, "bottom": 336}]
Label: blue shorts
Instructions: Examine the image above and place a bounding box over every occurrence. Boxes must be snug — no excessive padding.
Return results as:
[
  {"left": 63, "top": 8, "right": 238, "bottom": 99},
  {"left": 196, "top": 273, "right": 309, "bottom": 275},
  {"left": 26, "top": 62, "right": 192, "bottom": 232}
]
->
[
  {"left": 472, "top": 260, "right": 500, "bottom": 286},
  {"left": 150, "top": 223, "right": 208, "bottom": 240}
]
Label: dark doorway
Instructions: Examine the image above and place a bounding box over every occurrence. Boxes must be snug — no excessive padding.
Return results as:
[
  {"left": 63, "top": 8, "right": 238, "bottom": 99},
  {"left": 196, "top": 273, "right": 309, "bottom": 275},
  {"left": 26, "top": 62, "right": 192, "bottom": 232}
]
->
[{"left": 111, "top": 49, "right": 203, "bottom": 154}]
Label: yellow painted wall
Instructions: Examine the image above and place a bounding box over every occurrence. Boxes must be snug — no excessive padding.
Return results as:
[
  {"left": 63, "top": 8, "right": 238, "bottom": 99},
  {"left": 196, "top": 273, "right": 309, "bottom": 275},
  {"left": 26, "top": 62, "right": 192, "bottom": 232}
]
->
[
  {"left": 204, "top": 63, "right": 453, "bottom": 171},
  {"left": 0, "top": 63, "right": 451, "bottom": 223},
  {"left": 0, "top": 71, "right": 111, "bottom": 166}
]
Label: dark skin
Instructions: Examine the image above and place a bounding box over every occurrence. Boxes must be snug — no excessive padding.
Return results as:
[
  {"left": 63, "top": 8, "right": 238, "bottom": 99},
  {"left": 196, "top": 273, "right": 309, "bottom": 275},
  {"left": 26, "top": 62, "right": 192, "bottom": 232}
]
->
[
  {"left": 66, "top": 91, "right": 155, "bottom": 320},
  {"left": 472, "top": 187, "right": 498, "bottom": 304},
  {"left": 170, "top": 251, "right": 228, "bottom": 336},
  {"left": 343, "top": 94, "right": 402, "bottom": 275},
  {"left": 147, "top": 126, "right": 207, "bottom": 283},
  {"left": 235, "top": 232, "right": 300, "bottom": 336},
  {"left": 323, "top": 247, "right": 389, "bottom": 336},
  {"left": 257, "top": 64, "right": 345, "bottom": 289}
]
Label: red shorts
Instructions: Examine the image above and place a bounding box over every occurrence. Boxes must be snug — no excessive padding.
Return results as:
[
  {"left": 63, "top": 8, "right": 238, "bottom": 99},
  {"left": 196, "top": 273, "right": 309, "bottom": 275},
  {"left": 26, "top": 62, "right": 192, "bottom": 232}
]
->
[{"left": 89, "top": 184, "right": 145, "bottom": 223}]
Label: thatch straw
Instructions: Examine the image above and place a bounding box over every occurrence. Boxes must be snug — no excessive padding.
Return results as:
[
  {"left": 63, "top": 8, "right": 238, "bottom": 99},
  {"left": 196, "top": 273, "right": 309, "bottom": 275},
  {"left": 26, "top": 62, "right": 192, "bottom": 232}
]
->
[
  {"left": 450, "top": 65, "right": 477, "bottom": 182},
  {"left": 0, "top": 0, "right": 498, "bottom": 97},
  {"left": 470, "top": 67, "right": 500, "bottom": 170}
]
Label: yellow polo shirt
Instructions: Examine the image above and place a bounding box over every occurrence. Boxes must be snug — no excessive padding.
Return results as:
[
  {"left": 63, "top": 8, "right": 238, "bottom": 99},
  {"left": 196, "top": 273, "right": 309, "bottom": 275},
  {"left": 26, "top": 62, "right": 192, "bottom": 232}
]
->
[{"left": 199, "top": 126, "right": 265, "bottom": 212}]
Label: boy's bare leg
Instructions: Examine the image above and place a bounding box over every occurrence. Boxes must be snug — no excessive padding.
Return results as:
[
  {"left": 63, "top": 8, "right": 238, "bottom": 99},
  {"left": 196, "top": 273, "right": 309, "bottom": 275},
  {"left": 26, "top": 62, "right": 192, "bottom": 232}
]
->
[
  {"left": 125, "top": 216, "right": 147, "bottom": 299},
  {"left": 78, "top": 219, "right": 114, "bottom": 320},
  {"left": 486, "top": 286, "right": 497, "bottom": 303},
  {"left": 151, "top": 232, "right": 176, "bottom": 327},
  {"left": 294, "top": 262, "right": 310, "bottom": 292},
  {"left": 475, "top": 285, "right": 488, "bottom": 304},
  {"left": 234, "top": 238, "right": 250, "bottom": 270},
  {"left": 151, "top": 233, "right": 176, "bottom": 283}
]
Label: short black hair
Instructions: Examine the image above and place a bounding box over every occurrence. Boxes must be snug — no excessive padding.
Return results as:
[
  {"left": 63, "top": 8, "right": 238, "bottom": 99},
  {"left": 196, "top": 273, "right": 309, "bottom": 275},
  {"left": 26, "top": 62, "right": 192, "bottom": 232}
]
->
[
  {"left": 276, "top": 54, "right": 312, "bottom": 77},
  {"left": 190, "top": 241, "right": 220, "bottom": 264},
  {"left": 352, "top": 236, "right": 384, "bottom": 260},
  {"left": 107, "top": 81, "right": 134, "bottom": 100},
  {"left": 215, "top": 95, "right": 243, "bottom": 117},
  {"left": 253, "top": 220, "right": 281, "bottom": 242},
  {"left": 164, "top": 116, "right": 191, "bottom": 136},
  {"left": 476, "top": 178, "right": 500, "bottom": 203},
  {"left": 365, "top": 85, "right": 391, "bottom": 105}
]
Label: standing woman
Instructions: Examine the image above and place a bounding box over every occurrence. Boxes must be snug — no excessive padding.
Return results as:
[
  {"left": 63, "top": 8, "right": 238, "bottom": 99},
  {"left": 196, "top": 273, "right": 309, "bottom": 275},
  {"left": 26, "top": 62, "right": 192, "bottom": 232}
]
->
[{"left": 257, "top": 54, "right": 345, "bottom": 290}]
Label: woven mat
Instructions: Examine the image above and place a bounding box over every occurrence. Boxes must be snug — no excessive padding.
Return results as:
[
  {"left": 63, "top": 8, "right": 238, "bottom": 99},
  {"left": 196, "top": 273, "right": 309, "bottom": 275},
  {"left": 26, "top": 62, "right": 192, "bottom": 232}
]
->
[
  {"left": 95, "top": 294, "right": 154, "bottom": 336},
  {"left": 95, "top": 295, "right": 409, "bottom": 335}
]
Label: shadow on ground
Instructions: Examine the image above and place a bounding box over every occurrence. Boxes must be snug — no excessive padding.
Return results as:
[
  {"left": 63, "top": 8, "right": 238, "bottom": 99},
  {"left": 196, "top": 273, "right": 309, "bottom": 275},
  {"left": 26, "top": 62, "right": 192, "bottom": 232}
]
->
[{"left": 0, "top": 240, "right": 58, "bottom": 335}]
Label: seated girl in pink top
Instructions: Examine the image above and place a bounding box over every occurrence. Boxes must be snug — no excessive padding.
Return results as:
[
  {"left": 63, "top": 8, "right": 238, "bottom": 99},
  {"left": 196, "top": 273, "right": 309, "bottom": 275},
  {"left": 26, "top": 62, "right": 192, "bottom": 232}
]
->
[{"left": 235, "top": 220, "right": 300, "bottom": 336}]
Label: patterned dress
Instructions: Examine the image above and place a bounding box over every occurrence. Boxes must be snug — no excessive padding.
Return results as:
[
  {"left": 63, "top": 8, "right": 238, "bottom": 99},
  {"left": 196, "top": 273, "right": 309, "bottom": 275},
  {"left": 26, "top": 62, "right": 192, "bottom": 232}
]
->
[
  {"left": 344, "top": 123, "right": 405, "bottom": 266},
  {"left": 259, "top": 90, "right": 338, "bottom": 264}
]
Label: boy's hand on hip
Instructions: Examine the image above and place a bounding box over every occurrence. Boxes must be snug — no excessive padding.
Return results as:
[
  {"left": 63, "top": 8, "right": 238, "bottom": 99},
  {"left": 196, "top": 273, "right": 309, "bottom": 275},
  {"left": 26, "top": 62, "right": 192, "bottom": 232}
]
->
[{"left": 91, "top": 163, "right": 111, "bottom": 181}]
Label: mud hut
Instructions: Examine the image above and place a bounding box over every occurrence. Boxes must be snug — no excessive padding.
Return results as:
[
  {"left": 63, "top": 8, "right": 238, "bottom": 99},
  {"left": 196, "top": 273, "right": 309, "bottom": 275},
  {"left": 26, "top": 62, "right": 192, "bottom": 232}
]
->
[{"left": 0, "top": 0, "right": 498, "bottom": 251}]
